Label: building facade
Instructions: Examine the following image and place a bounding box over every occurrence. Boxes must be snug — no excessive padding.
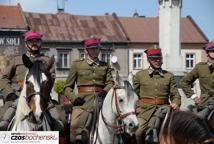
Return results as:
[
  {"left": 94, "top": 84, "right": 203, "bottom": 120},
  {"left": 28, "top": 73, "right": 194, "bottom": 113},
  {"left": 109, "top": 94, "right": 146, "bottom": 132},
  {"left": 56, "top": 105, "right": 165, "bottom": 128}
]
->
[
  {"left": 0, "top": 4, "right": 28, "bottom": 74},
  {"left": 0, "top": 4, "right": 209, "bottom": 97}
]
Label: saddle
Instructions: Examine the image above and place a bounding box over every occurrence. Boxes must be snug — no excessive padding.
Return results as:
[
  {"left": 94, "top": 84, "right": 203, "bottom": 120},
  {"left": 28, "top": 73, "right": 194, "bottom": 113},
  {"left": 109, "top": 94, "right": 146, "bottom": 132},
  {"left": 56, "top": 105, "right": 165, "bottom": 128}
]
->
[{"left": 145, "top": 107, "right": 168, "bottom": 144}]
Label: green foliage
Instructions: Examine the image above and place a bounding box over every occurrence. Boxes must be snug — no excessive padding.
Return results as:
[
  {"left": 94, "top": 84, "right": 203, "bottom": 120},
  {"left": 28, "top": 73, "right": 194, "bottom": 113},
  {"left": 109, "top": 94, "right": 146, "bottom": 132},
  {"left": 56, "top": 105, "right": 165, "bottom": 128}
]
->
[{"left": 54, "top": 80, "right": 65, "bottom": 95}]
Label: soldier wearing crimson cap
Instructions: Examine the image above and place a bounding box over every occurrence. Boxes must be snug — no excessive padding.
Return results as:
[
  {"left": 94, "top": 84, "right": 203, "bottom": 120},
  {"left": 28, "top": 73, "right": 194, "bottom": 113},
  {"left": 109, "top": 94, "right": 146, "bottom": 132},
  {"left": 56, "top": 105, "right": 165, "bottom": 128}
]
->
[
  {"left": 133, "top": 46, "right": 181, "bottom": 144},
  {"left": 0, "top": 31, "right": 64, "bottom": 131},
  {"left": 64, "top": 37, "right": 114, "bottom": 143},
  {"left": 180, "top": 42, "right": 214, "bottom": 113}
]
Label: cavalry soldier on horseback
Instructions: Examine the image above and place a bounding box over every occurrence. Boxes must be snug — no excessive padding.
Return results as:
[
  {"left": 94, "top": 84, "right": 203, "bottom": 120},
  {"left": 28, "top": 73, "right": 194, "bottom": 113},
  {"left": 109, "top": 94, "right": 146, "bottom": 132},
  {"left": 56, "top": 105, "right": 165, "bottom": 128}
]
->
[
  {"left": 133, "top": 46, "right": 181, "bottom": 144},
  {"left": 180, "top": 41, "right": 214, "bottom": 116},
  {"left": 0, "top": 31, "right": 64, "bottom": 131},
  {"left": 64, "top": 37, "right": 114, "bottom": 143}
]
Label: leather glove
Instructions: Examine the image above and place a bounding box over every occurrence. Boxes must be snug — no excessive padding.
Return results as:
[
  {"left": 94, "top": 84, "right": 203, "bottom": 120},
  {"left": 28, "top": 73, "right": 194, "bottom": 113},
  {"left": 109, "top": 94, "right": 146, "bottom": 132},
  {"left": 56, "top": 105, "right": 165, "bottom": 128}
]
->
[
  {"left": 6, "top": 93, "right": 18, "bottom": 101},
  {"left": 97, "top": 90, "right": 107, "bottom": 98},
  {"left": 73, "top": 97, "right": 85, "bottom": 106}
]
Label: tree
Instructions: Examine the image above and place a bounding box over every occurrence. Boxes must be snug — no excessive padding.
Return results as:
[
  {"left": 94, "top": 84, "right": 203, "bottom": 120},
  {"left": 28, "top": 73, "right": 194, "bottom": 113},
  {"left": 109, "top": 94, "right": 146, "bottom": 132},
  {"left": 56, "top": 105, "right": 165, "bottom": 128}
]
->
[{"left": 54, "top": 80, "right": 65, "bottom": 95}]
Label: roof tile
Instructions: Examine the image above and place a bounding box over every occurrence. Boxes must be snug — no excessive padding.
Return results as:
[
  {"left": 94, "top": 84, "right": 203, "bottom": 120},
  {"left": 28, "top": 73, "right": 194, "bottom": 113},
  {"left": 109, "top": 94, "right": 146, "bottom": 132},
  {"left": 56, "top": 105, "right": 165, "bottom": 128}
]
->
[
  {"left": 119, "top": 16, "right": 208, "bottom": 43},
  {"left": 0, "top": 4, "right": 28, "bottom": 30},
  {"left": 25, "top": 12, "right": 128, "bottom": 42}
]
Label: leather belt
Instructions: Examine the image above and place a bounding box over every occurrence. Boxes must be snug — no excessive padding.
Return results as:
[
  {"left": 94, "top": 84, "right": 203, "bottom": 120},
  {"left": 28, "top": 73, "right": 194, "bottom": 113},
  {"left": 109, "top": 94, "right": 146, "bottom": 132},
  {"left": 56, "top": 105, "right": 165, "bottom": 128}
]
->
[
  {"left": 141, "top": 97, "right": 169, "bottom": 105},
  {"left": 78, "top": 87, "right": 103, "bottom": 93}
]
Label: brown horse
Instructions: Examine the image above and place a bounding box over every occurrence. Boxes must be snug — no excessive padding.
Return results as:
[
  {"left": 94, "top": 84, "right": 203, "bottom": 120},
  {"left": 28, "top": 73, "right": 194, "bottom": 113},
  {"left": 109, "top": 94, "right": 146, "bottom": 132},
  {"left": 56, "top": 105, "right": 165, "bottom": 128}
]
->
[
  {"left": 159, "top": 107, "right": 214, "bottom": 144},
  {"left": 208, "top": 109, "right": 214, "bottom": 133},
  {"left": 9, "top": 54, "right": 55, "bottom": 130}
]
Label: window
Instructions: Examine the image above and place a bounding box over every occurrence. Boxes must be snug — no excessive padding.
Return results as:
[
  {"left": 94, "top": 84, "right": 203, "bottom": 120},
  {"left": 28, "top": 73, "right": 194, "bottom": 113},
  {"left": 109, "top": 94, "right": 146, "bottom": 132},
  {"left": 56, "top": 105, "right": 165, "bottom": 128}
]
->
[
  {"left": 186, "top": 53, "right": 195, "bottom": 69},
  {"left": 79, "top": 51, "right": 85, "bottom": 59},
  {"left": 133, "top": 53, "right": 142, "bottom": 69},
  {"left": 101, "top": 52, "right": 111, "bottom": 63},
  {"left": 58, "top": 51, "right": 69, "bottom": 69}
]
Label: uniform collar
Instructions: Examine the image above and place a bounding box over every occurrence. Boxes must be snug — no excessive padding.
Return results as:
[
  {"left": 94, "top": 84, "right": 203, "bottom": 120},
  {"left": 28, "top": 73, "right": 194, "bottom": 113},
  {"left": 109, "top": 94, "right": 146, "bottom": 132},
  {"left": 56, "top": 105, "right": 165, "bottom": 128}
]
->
[
  {"left": 148, "top": 66, "right": 164, "bottom": 77},
  {"left": 26, "top": 51, "right": 41, "bottom": 58},
  {"left": 207, "top": 58, "right": 214, "bottom": 72},
  {"left": 207, "top": 57, "right": 214, "bottom": 66},
  {"left": 86, "top": 56, "right": 99, "bottom": 65}
]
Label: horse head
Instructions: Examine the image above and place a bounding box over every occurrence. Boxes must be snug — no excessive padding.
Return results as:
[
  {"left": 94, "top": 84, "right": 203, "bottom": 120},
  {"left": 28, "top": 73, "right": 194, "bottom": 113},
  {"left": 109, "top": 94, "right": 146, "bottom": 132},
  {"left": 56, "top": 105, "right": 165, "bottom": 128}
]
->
[
  {"left": 105, "top": 71, "right": 139, "bottom": 135},
  {"left": 22, "top": 54, "right": 54, "bottom": 124},
  {"left": 159, "top": 108, "right": 214, "bottom": 144},
  {"left": 208, "top": 108, "right": 214, "bottom": 133}
]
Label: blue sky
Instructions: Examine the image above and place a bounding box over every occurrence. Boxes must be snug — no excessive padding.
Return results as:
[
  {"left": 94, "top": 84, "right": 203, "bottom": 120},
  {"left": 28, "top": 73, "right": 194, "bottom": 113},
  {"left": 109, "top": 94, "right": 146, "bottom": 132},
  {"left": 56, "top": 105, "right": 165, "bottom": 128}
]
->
[{"left": 1, "top": 0, "right": 213, "bottom": 41}]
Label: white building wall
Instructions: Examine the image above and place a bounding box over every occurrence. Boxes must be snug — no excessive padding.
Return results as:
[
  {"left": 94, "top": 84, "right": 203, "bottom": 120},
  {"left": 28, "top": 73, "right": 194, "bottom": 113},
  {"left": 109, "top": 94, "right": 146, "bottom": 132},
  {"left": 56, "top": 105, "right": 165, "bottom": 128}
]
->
[
  {"left": 129, "top": 48, "right": 147, "bottom": 75},
  {"left": 159, "top": 0, "right": 184, "bottom": 75},
  {"left": 129, "top": 47, "right": 203, "bottom": 75}
]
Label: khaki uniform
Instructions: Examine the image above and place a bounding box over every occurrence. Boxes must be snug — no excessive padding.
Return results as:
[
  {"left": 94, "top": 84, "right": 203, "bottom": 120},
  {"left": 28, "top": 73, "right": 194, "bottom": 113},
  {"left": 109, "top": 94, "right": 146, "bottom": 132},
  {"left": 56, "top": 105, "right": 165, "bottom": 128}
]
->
[
  {"left": 64, "top": 59, "right": 114, "bottom": 142},
  {"left": 133, "top": 68, "right": 181, "bottom": 143},
  {"left": 0, "top": 53, "right": 55, "bottom": 98},
  {"left": 0, "top": 53, "right": 65, "bottom": 131},
  {"left": 180, "top": 62, "right": 214, "bottom": 104}
]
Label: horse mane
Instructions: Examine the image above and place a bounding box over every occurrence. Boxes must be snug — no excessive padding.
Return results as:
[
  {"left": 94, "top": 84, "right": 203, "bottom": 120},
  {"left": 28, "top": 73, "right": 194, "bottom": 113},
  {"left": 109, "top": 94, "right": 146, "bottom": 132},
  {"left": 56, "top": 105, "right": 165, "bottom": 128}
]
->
[
  {"left": 123, "top": 80, "right": 135, "bottom": 101},
  {"left": 13, "top": 72, "right": 31, "bottom": 126},
  {"left": 170, "top": 110, "right": 213, "bottom": 143},
  {"left": 28, "top": 60, "right": 44, "bottom": 85}
]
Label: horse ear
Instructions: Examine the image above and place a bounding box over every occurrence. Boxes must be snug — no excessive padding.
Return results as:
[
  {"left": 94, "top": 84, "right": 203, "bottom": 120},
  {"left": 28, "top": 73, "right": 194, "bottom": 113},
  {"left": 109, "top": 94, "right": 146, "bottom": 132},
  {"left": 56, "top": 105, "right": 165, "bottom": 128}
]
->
[
  {"left": 128, "top": 71, "right": 133, "bottom": 87},
  {"left": 46, "top": 55, "right": 55, "bottom": 71},
  {"left": 115, "top": 71, "right": 123, "bottom": 86},
  {"left": 22, "top": 54, "right": 33, "bottom": 69}
]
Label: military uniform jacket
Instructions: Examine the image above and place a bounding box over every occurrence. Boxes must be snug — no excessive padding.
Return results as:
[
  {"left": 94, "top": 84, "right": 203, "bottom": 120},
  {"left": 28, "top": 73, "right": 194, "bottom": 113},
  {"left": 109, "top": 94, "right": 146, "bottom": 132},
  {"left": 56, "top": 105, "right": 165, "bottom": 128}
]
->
[
  {"left": 64, "top": 59, "right": 114, "bottom": 109},
  {"left": 0, "top": 53, "right": 55, "bottom": 98},
  {"left": 133, "top": 69, "right": 181, "bottom": 120},
  {"left": 180, "top": 62, "right": 214, "bottom": 104}
]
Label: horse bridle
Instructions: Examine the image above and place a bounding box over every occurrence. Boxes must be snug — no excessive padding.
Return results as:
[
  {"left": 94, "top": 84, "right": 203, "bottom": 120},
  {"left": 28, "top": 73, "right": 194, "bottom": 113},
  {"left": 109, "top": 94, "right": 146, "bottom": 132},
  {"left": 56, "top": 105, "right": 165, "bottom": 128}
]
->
[
  {"left": 25, "top": 72, "right": 50, "bottom": 103},
  {"left": 23, "top": 74, "right": 46, "bottom": 124},
  {"left": 26, "top": 91, "right": 42, "bottom": 102},
  {"left": 22, "top": 90, "right": 44, "bottom": 124},
  {"left": 98, "top": 85, "right": 136, "bottom": 143},
  {"left": 113, "top": 85, "right": 136, "bottom": 121}
]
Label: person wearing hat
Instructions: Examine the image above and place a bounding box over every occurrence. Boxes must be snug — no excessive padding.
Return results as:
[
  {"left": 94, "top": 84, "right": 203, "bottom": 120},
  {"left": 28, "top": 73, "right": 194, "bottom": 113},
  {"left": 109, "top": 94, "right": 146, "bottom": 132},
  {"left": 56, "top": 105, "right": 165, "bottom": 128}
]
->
[
  {"left": 133, "top": 47, "right": 181, "bottom": 144},
  {"left": 180, "top": 42, "right": 214, "bottom": 113},
  {"left": 64, "top": 37, "right": 114, "bottom": 143},
  {"left": 0, "top": 31, "right": 64, "bottom": 131}
]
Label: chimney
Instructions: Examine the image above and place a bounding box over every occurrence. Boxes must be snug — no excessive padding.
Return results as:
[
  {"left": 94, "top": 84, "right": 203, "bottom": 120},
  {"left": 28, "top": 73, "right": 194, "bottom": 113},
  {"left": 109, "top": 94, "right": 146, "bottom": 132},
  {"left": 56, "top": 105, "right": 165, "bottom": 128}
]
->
[
  {"left": 133, "top": 11, "right": 139, "bottom": 17},
  {"left": 57, "top": 0, "right": 65, "bottom": 12}
]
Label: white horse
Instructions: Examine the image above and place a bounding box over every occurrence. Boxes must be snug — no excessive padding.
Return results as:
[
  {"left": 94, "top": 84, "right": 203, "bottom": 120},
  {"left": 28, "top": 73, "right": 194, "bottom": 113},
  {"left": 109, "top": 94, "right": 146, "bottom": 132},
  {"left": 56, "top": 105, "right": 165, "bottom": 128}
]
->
[
  {"left": 9, "top": 54, "right": 54, "bottom": 131},
  {"left": 92, "top": 72, "right": 139, "bottom": 144}
]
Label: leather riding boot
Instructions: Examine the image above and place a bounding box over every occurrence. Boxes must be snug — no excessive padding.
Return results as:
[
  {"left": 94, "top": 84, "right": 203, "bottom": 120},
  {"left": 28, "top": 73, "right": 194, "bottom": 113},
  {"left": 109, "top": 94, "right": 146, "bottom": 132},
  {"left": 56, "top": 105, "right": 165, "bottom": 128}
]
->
[
  {"left": 0, "top": 106, "right": 16, "bottom": 130},
  {"left": 70, "top": 130, "right": 77, "bottom": 143},
  {"left": 75, "top": 130, "right": 89, "bottom": 144},
  {"left": 53, "top": 119, "right": 64, "bottom": 132}
]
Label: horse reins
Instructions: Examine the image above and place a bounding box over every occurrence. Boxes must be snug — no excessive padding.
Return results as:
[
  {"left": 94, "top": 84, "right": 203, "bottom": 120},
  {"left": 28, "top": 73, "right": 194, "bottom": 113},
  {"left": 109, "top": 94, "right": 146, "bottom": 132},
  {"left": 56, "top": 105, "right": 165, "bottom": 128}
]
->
[
  {"left": 26, "top": 91, "right": 43, "bottom": 102},
  {"left": 113, "top": 86, "right": 136, "bottom": 121},
  {"left": 20, "top": 91, "right": 44, "bottom": 125},
  {"left": 97, "top": 85, "right": 136, "bottom": 144},
  {"left": 202, "top": 138, "right": 214, "bottom": 144}
]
